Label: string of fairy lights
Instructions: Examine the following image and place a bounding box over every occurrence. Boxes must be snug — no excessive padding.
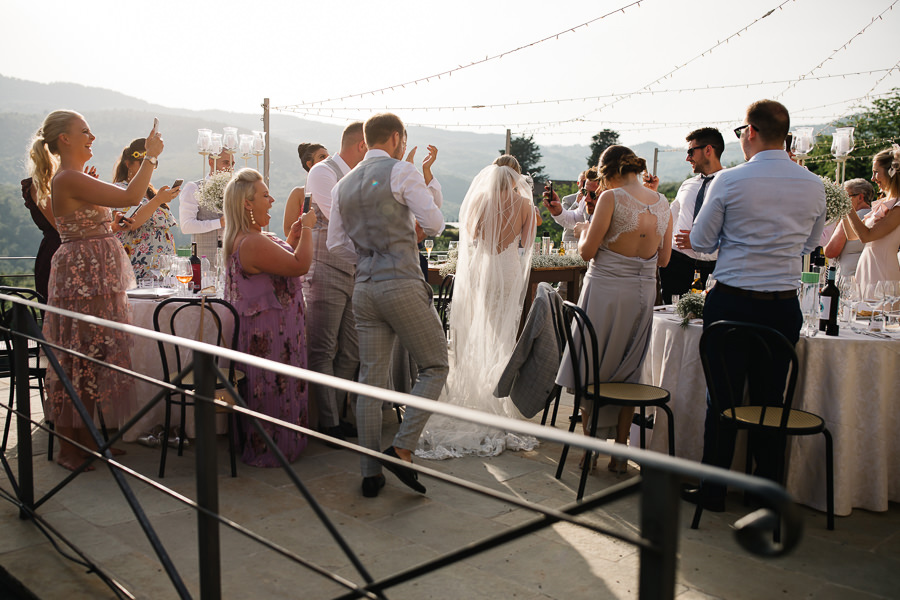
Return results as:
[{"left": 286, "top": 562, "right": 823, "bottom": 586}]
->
[{"left": 271, "top": 1, "right": 898, "bottom": 144}]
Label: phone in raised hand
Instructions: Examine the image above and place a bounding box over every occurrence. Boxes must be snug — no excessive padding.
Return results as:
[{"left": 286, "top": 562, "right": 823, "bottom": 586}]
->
[
  {"left": 171, "top": 179, "right": 183, "bottom": 189},
  {"left": 303, "top": 193, "right": 312, "bottom": 214}
]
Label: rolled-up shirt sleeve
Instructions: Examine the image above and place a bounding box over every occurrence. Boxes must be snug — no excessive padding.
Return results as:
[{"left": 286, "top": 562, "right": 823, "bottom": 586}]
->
[
  {"left": 325, "top": 179, "right": 359, "bottom": 265},
  {"left": 178, "top": 180, "right": 221, "bottom": 235},
  {"left": 552, "top": 202, "right": 586, "bottom": 230},
  {"left": 391, "top": 161, "right": 444, "bottom": 236}
]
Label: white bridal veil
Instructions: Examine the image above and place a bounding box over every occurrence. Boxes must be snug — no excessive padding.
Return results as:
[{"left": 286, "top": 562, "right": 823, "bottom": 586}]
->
[{"left": 417, "top": 164, "right": 540, "bottom": 459}]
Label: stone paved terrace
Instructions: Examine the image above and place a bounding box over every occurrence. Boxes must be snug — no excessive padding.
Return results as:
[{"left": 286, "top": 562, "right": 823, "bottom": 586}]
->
[{"left": 1, "top": 382, "right": 898, "bottom": 599}]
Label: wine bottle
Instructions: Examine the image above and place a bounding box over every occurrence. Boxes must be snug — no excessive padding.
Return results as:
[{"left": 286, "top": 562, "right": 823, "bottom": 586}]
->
[
  {"left": 690, "top": 270, "right": 703, "bottom": 293},
  {"left": 190, "top": 242, "right": 202, "bottom": 293},
  {"left": 819, "top": 265, "right": 840, "bottom": 336}
]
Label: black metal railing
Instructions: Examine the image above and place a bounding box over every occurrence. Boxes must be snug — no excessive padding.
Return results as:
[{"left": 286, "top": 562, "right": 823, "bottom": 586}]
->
[{"left": 0, "top": 292, "right": 804, "bottom": 600}]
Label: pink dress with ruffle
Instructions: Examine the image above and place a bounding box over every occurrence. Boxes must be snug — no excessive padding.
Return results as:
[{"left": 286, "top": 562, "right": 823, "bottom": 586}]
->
[{"left": 43, "top": 205, "right": 137, "bottom": 429}]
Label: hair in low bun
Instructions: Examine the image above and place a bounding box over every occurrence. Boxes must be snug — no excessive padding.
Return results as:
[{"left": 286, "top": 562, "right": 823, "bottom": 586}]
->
[{"left": 597, "top": 145, "right": 647, "bottom": 185}]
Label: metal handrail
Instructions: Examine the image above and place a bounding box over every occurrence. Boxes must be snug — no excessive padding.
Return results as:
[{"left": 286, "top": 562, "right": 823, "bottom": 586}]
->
[{"left": 0, "top": 292, "right": 805, "bottom": 599}]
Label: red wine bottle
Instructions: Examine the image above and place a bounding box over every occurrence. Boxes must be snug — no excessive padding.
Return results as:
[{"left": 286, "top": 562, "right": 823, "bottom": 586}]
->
[
  {"left": 190, "top": 242, "right": 202, "bottom": 293},
  {"left": 819, "top": 265, "right": 839, "bottom": 335}
]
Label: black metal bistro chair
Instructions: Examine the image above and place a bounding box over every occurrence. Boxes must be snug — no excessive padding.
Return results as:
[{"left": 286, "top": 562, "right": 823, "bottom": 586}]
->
[
  {"left": 693, "top": 320, "right": 834, "bottom": 530},
  {"left": 555, "top": 301, "right": 675, "bottom": 500},
  {"left": 540, "top": 287, "right": 567, "bottom": 427},
  {"left": 152, "top": 297, "right": 244, "bottom": 478},
  {"left": 435, "top": 274, "right": 455, "bottom": 339},
  {"left": 0, "top": 287, "right": 53, "bottom": 459}
]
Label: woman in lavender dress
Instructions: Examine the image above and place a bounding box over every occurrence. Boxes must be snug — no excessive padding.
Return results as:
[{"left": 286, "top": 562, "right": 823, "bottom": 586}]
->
[{"left": 222, "top": 168, "right": 316, "bottom": 466}]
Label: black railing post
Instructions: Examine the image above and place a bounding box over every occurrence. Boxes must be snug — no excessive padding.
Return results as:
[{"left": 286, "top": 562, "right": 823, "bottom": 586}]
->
[
  {"left": 194, "top": 350, "right": 221, "bottom": 599},
  {"left": 12, "top": 304, "right": 34, "bottom": 519},
  {"left": 639, "top": 466, "right": 680, "bottom": 600}
]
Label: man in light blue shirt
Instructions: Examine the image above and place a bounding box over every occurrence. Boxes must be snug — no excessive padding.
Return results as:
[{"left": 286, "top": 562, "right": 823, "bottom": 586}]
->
[{"left": 684, "top": 99, "right": 825, "bottom": 513}]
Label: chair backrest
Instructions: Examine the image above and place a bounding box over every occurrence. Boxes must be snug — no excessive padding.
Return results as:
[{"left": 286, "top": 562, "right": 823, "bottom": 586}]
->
[
  {"left": 436, "top": 274, "right": 455, "bottom": 335},
  {"left": 0, "top": 287, "right": 46, "bottom": 373},
  {"left": 699, "top": 320, "right": 799, "bottom": 431},
  {"left": 560, "top": 301, "right": 601, "bottom": 404},
  {"left": 152, "top": 297, "right": 241, "bottom": 385},
  {"left": 547, "top": 287, "right": 567, "bottom": 356}
]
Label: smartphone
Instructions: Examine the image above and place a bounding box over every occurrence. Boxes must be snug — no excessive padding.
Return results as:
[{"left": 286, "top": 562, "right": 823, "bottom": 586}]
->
[
  {"left": 546, "top": 181, "right": 553, "bottom": 205},
  {"left": 123, "top": 204, "right": 141, "bottom": 220},
  {"left": 172, "top": 179, "right": 184, "bottom": 189},
  {"left": 152, "top": 117, "right": 159, "bottom": 132},
  {"left": 303, "top": 192, "right": 312, "bottom": 214}
]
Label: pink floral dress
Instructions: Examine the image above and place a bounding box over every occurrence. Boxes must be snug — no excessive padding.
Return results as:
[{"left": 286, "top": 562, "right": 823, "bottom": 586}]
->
[
  {"left": 225, "top": 233, "right": 308, "bottom": 466},
  {"left": 43, "top": 204, "right": 137, "bottom": 429}
]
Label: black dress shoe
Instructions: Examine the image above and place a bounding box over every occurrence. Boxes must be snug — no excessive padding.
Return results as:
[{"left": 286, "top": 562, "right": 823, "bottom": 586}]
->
[
  {"left": 362, "top": 474, "right": 386, "bottom": 498},
  {"left": 381, "top": 447, "right": 426, "bottom": 494},
  {"left": 681, "top": 486, "right": 726, "bottom": 512},
  {"left": 338, "top": 420, "right": 358, "bottom": 438}
]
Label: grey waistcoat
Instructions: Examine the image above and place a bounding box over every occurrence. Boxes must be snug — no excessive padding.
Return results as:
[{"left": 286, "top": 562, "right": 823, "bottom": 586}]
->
[
  {"left": 311, "top": 158, "right": 355, "bottom": 276},
  {"left": 337, "top": 156, "right": 423, "bottom": 283}
]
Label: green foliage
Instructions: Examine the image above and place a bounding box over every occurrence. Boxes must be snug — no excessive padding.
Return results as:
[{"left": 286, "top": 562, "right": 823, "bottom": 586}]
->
[
  {"left": 657, "top": 181, "right": 682, "bottom": 201},
  {"left": 587, "top": 129, "right": 620, "bottom": 168},
  {"left": 807, "top": 89, "right": 900, "bottom": 181}
]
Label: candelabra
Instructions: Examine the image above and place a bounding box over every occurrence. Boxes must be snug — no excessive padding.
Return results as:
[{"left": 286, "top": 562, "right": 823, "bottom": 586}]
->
[
  {"left": 791, "top": 127, "right": 815, "bottom": 166},
  {"left": 831, "top": 127, "right": 855, "bottom": 185}
]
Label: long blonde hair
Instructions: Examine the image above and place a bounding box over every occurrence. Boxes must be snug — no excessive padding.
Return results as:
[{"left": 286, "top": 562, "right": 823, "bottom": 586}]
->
[
  {"left": 223, "top": 168, "right": 261, "bottom": 256},
  {"left": 27, "top": 110, "right": 83, "bottom": 208}
]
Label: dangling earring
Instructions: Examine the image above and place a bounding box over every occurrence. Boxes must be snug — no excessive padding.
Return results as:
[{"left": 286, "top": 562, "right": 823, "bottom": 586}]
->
[{"left": 249, "top": 208, "right": 256, "bottom": 225}]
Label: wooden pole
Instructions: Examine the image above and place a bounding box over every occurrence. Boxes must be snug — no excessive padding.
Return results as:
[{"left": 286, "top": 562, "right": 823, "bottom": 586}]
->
[
  {"left": 505, "top": 129, "right": 511, "bottom": 155},
  {"left": 262, "top": 98, "right": 270, "bottom": 187},
  {"left": 653, "top": 148, "right": 659, "bottom": 177}
]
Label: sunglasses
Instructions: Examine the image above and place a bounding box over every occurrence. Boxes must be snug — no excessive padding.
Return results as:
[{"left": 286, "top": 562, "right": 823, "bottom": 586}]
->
[
  {"left": 582, "top": 188, "right": 598, "bottom": 200},
  {"left": 131, "top": 150, "right": 147, "bottom": 159},
  {"left": 687, "top": 145, "right": 707, "bottom": 156},
  {"left": 733, "top": 124, "right": 754, "bottom": 139}
]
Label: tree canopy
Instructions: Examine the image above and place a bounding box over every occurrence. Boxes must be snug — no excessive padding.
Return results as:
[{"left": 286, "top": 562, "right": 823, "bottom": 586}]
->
[
  {"left": 500, "top": 135, "right": 545, "bottom": 182},
  {"left": 587, "top": 129, "right": 620, "bottom": 168}
]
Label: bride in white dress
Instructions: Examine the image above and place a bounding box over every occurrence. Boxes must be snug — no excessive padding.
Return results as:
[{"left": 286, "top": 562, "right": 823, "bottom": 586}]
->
[{"left": 417, "top": 156, "right": 541, "bottom": 459}]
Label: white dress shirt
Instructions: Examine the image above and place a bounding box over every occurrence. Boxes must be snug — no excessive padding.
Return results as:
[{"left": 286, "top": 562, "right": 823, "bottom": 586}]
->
[
  {"left": 178, "top": 177, "right": 221, "bottom": 234},
  {"left": 671, "top": 172, "right": 720, "bottom": 261},
  {"left": 552, "top": 198, "right": 589, "bottom": 231},
  {"left": 691, "top": 150, "right": 826, "bottom": 291},
  {"left": 327, "top": 149, "right": 444, "bottom": 264},
  {"left": 306, "top": 153, "right": 351, "bottom": 217}
]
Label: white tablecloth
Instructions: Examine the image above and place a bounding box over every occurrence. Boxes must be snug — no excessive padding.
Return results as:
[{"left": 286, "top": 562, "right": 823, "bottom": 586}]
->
[
  {"left": 640, "top": 311, "right": 900, "bottom": 516},
  {"left": 123, "top": 296, "right": 234, "bottom": 442}
]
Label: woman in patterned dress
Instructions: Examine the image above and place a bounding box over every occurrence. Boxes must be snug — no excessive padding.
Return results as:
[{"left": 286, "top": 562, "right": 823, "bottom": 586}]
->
[
  {"left": 222, "top": 168, "right": 316, "bottom": 466},
  {"left": 31, "top": 110, "right": 168, "bottom": 471},
  {"left": 112, "top": 138, "right": 180, "bottom": 280}
]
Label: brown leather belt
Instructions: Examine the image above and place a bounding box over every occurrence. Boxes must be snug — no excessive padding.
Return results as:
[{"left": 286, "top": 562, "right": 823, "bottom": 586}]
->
[{"left": 714, "top": 282, "right": 797, "bottom": 301}]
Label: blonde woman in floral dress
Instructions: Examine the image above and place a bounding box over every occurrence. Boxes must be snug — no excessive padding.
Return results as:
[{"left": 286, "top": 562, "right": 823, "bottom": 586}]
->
[
  {"left": 31, "top": 111, "right": 166, "bottom": 471},
  {"left": 112, "top": 137, "right": 180, "bottom": 280},
  {"left": 223, "top": 168, "right": 316, "bottom": 466}
]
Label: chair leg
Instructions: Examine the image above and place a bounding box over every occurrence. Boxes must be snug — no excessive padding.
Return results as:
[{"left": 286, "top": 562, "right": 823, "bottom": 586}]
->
[
  {"left": 555, "top": 398, "right": 581, "bottom": 480},
  {"left": 638, "top": 406, "right": 646, "bottom": 449},
  {"left": 159, "top": 393, "right": 173, "bottom": 478},
  {"left": 227, "top": 412, "right": 237, "bottom": 478},
  {"left": 46, "top": 421, "right": 55, "bottom": 462},
  {"left": 576, "top": 401, "right": 602, "bottom": 501},
  {"left": 690, "top": 503, "right": 703, "bottom": 529},
  {"left": 541, "top": 385, "right": 561, "bottom": 427},
  {"left": 824, "top": 428, "right": 834, "bottom": 531},
  {"left": 549, "top": 387, "right": 562, "bottom": 427},
  {"left": 661, "top": 404, "right": 675, "bottom": 457}
]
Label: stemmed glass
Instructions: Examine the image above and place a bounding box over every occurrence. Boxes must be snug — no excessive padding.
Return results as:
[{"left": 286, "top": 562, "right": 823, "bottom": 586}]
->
[
  {"left": 174, "top": 257, "right": 193, "bottom": 295},
  {"left": 158, "top": 255, "right": 173, "bottom": 288},
  {"left": 424, "top": 239, "right": 433, "bottom": 261},
  {"left": 881, "top": 281, "right": 899, "bottom": 331},
  {"left": 838, "top": 276, "right": 852, "bottom": 324},
  {"left": 149, "top": 255, "right": 162, "bottom": 288},
  {"left": 864, "top": 282, "right": 886, "bottom": 329},
  {"left": 705, "top": 276, "right": 717, "bottom": 293}
]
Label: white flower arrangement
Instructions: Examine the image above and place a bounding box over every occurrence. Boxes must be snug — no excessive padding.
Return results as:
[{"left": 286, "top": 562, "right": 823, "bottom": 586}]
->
[
  {"left": 675, "top": 292, "right": 705, "bottom": 328},
  {"left": 820, "top": 175, "right": 852, "bottom": 223},
  {"left": 198, "top": 170, "right": 234, "bottom": 214},
  {"left": 439, "top": 247, "right": 586, "bottom": 277}
]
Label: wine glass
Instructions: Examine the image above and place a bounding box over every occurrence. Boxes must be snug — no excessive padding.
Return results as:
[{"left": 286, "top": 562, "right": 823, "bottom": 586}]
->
[
  {"left": 882, "top": 280, "right": 899, "bottom": 331},
  {"left": 705, "top": 276, "right": 717, "bottom": 293},
  {"left": 424, "top": 239, "right": 433, "bottom": 261},
  {"left": 174, "top": 257, "right": 193, "bottom": 295},
  {"left": 838, "top": 276, "right": 852, "bottom": 323},
  {"left": 149, "top": 255, "right": 162, "bottom": 287}
]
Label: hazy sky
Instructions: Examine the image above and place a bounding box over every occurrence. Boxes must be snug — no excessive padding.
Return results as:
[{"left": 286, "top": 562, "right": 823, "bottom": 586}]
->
[{"left": 3, "top": 0, "right": 897, "bottom": 148}]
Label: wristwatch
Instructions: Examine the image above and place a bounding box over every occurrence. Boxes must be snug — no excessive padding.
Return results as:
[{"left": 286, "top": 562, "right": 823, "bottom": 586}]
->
[{"left": 143, "top": 156, "right": 158, "bottom": 167}]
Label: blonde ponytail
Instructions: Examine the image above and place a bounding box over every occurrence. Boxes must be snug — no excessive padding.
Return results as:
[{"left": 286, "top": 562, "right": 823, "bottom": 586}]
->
[{"left": 26, "top": 110, "right": 83, "bottom": 208}]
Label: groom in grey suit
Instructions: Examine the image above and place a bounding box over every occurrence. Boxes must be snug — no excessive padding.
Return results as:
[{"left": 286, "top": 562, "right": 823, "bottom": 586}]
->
[{"left": 328, "top": 113, "right": 449, "bottom": 498}]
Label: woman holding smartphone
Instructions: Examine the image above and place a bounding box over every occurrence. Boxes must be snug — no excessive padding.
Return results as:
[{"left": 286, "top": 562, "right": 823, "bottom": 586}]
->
[
  {"left": 34, "top": 111, "right": 165, "bottom": 471},
  {"left": 282, "top": 142, "right": 328, "bottom": 237},
  {"left": 112, "top": 137, "right": 180, "bottom": 281}
]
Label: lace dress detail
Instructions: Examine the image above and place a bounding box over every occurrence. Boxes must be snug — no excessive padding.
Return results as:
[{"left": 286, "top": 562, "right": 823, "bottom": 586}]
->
[
  {"left": 604, "top": 188, "right": 670, "bottom": 247},
  {"left": 416, "top": 164, "right": 539, "bottom": 460},
  {"left": 43, "top": 204, "right": 137, "bottom": 429}
]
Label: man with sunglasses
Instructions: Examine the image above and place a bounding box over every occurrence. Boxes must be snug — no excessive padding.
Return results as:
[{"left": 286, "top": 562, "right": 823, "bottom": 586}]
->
[
  {"left": 683, "top": 100, "right": 825, "bottom": 513},
  {"left": 658, "top": 128, "right": 725, "bottom": 302},
  {"left": 544, "top": 167, "right": 601, "bottom": 233}
]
